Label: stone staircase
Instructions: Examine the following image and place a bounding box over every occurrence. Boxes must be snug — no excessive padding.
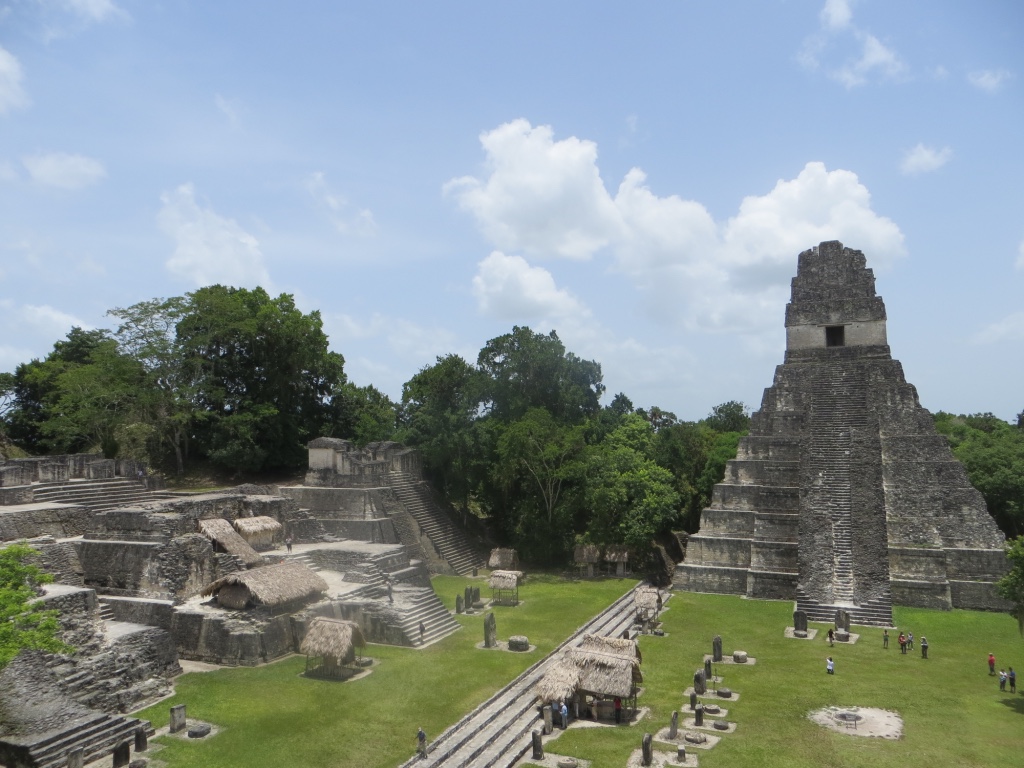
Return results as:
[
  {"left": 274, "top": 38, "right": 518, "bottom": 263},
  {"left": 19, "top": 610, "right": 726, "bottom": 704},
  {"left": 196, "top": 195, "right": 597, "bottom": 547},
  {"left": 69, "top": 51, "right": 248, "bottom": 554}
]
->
[
  {"left": 798, "top": 363, "right": 893, "bottom": 627},
  {"left": 31, "top": 478, "right": 175, "bottom": 512},
  {"left": 388, "top": 471, "right": 485, "bottom": 575},
  {"left": 11, "top": 712, "right": 153, "bottom": 768},
  {"left": 395, "top": 586, "right": 461, "bottom": 646},
  {"left": 398, "top": 584, "right": 648, "bottom": 768}
]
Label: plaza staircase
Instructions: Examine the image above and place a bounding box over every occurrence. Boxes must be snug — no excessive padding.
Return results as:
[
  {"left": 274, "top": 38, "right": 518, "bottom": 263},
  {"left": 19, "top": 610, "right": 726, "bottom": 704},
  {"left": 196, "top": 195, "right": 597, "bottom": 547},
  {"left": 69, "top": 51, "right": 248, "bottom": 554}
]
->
[
  {"left": 31, "top": 478, "right": 175, "bottom": 512},
  {"left": 8, "top": 712, "right": 153, "bottom": 768},
  {"left": 388, "top": 471, "right": 485, "bottom": 575}
]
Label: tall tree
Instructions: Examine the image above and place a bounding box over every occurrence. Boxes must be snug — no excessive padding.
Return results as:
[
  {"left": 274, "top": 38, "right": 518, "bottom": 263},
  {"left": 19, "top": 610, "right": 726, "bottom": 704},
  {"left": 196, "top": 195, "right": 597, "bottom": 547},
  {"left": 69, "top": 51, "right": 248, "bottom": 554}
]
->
[{"left": 997, "top": 536, "right": 1024, "bottom": 636}]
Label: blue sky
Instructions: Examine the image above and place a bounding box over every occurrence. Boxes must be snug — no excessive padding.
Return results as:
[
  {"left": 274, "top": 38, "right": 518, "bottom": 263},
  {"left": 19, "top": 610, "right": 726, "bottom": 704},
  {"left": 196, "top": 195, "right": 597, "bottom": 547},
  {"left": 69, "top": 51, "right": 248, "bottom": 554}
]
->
[{"left": 1, "top": 1, "right": 1021, "bottom": 422}]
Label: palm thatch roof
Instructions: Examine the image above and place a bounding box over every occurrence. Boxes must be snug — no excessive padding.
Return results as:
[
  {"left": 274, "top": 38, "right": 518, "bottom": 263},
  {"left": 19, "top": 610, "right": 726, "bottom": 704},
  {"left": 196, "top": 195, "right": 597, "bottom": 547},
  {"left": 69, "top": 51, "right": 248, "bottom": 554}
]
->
[
  {"left": 488, "top": 570, "right": 523, "bottom": 590},
  {"left": 634, "top": 587, "right": 660, "bottom": 612},
  {"left": 568, "top": 648, "right": 643, "bottom": 698},
  {"left": 488, "top": 548, "right": 519, "bottom": 569},
  {"left": 574, "top": 544, "right": 601, "bottom": 564},
  {"left": 300, "top": 618, "right": 366, "bottom": 664},
  {"left": 604, "top": 545, "right": 629, "bottom": 563},
  {"left": 576, "top": 633, "right": 641, "bottom": 664},
  {"left": 198, "top": 518, "right": 263, "bottom": 566},
  {"left": 200, "top": 562, "right": 328, "bottom": 608},
  {"left": 534, "top": 658, "right": 581, "bottom": 704},
  {"left": 233, "top": 516, "right": 282, "bottom": 535}
]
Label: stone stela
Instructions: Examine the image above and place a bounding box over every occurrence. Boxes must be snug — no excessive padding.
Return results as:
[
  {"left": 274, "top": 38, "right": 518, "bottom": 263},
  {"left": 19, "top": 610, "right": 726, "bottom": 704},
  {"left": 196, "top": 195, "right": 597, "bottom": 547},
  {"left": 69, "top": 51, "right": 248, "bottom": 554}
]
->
[{"left": 674, "top": 241, "right": 1008, "bottom": 624}]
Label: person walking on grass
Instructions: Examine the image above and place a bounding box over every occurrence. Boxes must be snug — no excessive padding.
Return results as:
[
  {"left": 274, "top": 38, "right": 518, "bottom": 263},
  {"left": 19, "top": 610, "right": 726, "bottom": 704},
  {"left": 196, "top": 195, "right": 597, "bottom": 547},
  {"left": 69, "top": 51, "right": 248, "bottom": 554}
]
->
[
  {"left": 989, "top": 653, "right": 996, "bottom": 675},
  {"left": 827, "top": 628, "right": 835, "bottom": 646},
  {"left": 999, "top": 669, "right": 1007, "bottom": 691},
  {"left": 907, "top": 631, "right": 914, "bottom": 651},
  {"left": 920, "top": 636, "right": 929, "bottom": 659},
  {"left": 417, "top": 727, "right": 427, "bottom": 758},
  {"left": 1009, "top": 667, "right": 1016, "bottom": 694},
  {"left": 898, "top": 633, "right": 907, "bottom": 654},
  {"left": 883, "top": 629, "right": 889, "bottom": 649}
]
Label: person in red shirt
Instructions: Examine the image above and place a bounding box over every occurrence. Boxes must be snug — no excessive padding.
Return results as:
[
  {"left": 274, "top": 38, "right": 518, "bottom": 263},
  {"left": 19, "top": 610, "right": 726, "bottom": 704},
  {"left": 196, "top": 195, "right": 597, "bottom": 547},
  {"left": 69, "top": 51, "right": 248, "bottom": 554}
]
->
[{"left": 988, "top": 653, "right": 996, "bottom": 675}]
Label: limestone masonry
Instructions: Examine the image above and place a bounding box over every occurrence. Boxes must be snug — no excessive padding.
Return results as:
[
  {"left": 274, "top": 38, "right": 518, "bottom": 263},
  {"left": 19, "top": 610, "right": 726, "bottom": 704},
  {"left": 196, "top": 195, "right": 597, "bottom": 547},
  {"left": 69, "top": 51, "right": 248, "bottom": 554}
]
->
[{"left": 674, "top": 241, "right": 1008, "bottom": 623}]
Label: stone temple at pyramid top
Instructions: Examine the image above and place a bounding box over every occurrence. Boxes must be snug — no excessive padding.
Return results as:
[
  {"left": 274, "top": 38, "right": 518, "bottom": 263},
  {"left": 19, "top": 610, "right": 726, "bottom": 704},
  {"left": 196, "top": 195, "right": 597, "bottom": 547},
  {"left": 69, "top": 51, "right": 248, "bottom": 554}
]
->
[{"left": 674, "top": 241, "right": 1008, "bottom": 625}]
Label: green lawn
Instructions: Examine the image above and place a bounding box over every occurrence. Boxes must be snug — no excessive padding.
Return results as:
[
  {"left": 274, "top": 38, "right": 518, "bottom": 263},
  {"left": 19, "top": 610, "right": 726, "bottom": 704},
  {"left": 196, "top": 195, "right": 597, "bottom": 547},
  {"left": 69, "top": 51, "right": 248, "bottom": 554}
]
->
[{"left": 137, "top": 580, "right": 1024, "bottom": 768}]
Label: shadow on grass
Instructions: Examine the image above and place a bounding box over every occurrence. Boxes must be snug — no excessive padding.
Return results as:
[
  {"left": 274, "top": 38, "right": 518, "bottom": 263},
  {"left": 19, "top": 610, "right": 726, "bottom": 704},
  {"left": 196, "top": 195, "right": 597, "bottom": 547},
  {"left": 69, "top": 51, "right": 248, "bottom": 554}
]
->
[{"left": 997, "top": 694, "right": 1024, "bottom": 715}]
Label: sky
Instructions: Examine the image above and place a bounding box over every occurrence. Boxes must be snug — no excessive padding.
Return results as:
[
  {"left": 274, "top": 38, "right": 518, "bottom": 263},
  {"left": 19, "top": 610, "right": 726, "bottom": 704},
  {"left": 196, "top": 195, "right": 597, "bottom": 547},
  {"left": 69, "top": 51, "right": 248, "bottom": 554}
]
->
[{"left": 1, "top": 1, "right": 1022, "bottom": 423}]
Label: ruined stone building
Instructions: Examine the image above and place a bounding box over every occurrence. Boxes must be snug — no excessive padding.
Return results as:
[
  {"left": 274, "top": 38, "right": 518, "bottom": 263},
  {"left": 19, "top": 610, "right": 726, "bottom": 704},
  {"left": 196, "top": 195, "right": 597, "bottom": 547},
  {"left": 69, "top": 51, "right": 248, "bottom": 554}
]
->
[{"left": 675, "top": 241, "right": 1008, "bottom": 624}]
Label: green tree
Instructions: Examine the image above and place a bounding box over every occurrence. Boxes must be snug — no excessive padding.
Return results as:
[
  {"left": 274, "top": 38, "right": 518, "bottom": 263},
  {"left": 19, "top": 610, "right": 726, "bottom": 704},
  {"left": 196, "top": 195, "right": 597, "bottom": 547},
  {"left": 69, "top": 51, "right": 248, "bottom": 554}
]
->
[
  {"left": 996, "top": 536, "right": 1024, "bottom": 636},
  {"left": 0, "top": 544, "right": 71, "bottom": 669},
  {"left": 702, "top": 400, "right": 751, "bottom": 433},
  {"left": 176, "top": 286, "right": 347, "bottom": 473},
  {"left": 653, "top": 420, "right": 717, "bottom": 531},
  {"left": 399, "top": 355, "right": 485, "bottom": 517},
  {"left": 335, "top": 383, "right": 398, "bottom": 445},
  {"left": 477, "top": 327, "right": 604, "bottom": 424}
]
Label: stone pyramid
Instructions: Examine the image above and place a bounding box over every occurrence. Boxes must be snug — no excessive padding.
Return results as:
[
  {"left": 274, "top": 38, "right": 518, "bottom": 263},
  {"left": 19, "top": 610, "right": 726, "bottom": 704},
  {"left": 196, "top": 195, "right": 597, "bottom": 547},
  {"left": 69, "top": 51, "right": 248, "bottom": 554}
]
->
[{"left": 674, "top": 241, "right": 1008, "bottom": 625}]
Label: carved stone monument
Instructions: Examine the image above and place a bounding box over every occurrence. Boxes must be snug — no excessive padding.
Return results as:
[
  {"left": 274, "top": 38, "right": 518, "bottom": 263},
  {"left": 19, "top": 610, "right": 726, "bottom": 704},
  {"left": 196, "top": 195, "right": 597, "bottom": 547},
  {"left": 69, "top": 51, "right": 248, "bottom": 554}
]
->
[
  {"left": 675, "top": 241, "right": 1008, "bottom": 620},
  {"left": 835, "top": 609, "right": 851, "bottom": 632},
  {"left": 794, "top": 609, "right": 809, "bottom": 637},
  {"left": 67, "top": 749, "right": 84, "bottom": 768},
  {"left": 484, "top": 612, "right": 497, "bottom": 648},
  {"left": 543, "top": 704, "right": 553, "bottom": 734},
  {"left": 693, "top": 669, "right": 706, "bottom": 695},
  {"left": 642, "top": 733, "right": 653, "bottom": 766},
  {"left": 169, "top": 704, "right": 187, "bottom": 734},
  {"left": 704, "top": 658, "right": 712, "bottom": 682},
  {"left": 689, "top": 691, "right": 698, "bottom": 711},
  {"left": 464, "top": 586, "right": 473, "bottom": 612},
  {"left": 455, "top": 594, "right": 464, "bottom": 614},
  {"left": 134, "top": 726, "right": 148, "bottom": 752},
  {"left": 532, "top": 729, "right": 544, "bottom": 760},
  {"left": 669, "top": 710, "right": 679, "bottom": 739},
  {"left": 712, "top": 635, "right": 723, "bottom": 662},
  {"left": 694, "top": 704, "right": 704, "bottom": 727},
  {"left": 112, "top": 741, "right": 130, "bottom": 768}
]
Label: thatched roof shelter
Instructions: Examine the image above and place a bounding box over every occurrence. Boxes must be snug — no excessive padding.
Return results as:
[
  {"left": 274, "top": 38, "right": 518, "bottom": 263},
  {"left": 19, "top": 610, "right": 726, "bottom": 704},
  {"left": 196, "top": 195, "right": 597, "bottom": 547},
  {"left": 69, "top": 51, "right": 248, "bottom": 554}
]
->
[
  {"left": 200, "top": 562, "right": 327, "bottom": 610},
  {"left": 233, "top": 516, "right": 282, "bottom": 550},
  {"left": 604, "top": 545, "right": 629, "bottom": 563},
  {"left": 488, "top": 548, "right": 519, "bottom": 570},
  {"left": 574, "top": 544, "right": 601, "bottom": 564},
  {"left": 634, "top": 587, "right": 661, "bottom": 623},
  {"left": 568, "top": 648, "right": 643, "bottom": 699},
  {"left": 198, "top": 518, "right": 263, "bottom": 567},
  {"left": 489, "top": 569, "right": 523, "bottom": 606},
  {"left": 534, "top": 658, "right": 581, "bottom": 705},
  {"left": 301, "top": 618, "right": 366, "bottom": 677},
  {"left": 576, "top": 633, "right": 641, "bottom": 664}
]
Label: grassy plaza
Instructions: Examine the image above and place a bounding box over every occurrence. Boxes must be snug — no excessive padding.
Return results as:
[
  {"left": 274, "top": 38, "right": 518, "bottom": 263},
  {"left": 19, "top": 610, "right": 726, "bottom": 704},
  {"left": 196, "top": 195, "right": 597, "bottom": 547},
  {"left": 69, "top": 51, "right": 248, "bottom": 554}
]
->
[{"left": 137, "top": 575, "right": 1023, "bottom": 768}]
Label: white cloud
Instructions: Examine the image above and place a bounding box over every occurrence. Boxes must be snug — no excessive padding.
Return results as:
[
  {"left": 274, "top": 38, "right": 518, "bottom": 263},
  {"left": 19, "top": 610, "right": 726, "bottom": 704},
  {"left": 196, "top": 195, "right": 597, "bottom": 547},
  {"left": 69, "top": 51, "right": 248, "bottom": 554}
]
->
[
  {"left": 900, "top": 143, "right": 952, "bottom": 175},
  {"left": 0, "top": 45, "right": 29, "bottom": 115},
  {"left": 974, "top": 312, "right": 1024, "bottom": 344},
  {"left": 967, "top": 69, "right": 1012, "bottom": 93},
  {"left": 445, "top": 119, "right": 622, "bottom": 260},
  {"left": 833, "top": 33, "right": 905, "bottom": 88},
  {"left": 820, "top": 0, "right": 853, "bottom": 30},
  {"left": 61, "top": 0, "right": 123, "bottom": 22},
  {"left": 472, "top": 251, "right": 590, "bottom": 322},
  {"left": 450, "top": 121, "right": 905, "bottom": 335},
  {"left": 22, "top": 152, "right": 106, "bottom": 188},
  {"left": 306, "top": 172, "right": 377, "bottom": 236},
  {"left": 0, "top": 299, "right": 91, "bottom": 370},
  {"left": 158, "top": 183, "right": 272, "bottom": 288},
  {"left": 800, "top": 3, "right": 905, "bottom": 88}
]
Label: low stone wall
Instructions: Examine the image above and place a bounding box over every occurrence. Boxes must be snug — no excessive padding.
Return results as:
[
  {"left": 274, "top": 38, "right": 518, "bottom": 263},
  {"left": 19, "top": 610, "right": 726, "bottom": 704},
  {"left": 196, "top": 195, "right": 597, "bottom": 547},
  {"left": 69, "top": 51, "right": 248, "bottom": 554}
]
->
[
  {"left": 0, "top": 504, "right": 91, "bottom": 541},
  {"left": 38, "top": 584, "right": 102, "bottom": 651},
  {"left": 0, "top": 485, "right": 33, "bottom": 505},
  {"left": 171, "top": 609, "right": 296, "bottom": 665},
  {"left": 101, "top": 596, "right": 176, "bottom": 631},
  {"left": 890, "top": 578, "right": 951, "bottom": 610},
  {"left": 686, "top": 535, "right": 752, "bottom": 568},
  {"left": 318, "top": 518, "right": 399, "bottom": 544},
  {"left": 673, "top": 563, "right": 748, "bottom": 595},
  {"left": 949, "top": 580, "right": 1013, "bottom": 611},
  {"left": 746, "top": 569, "right": 798, "bottom": 599}
]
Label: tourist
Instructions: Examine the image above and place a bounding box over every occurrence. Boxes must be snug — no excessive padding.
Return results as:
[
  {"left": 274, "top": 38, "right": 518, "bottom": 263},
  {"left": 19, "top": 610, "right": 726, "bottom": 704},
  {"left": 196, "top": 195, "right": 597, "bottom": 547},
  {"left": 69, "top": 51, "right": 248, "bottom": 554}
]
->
[
  {"left": 560, "top": 700, "right": 568, "bottom": 729},
  {"left": 285, "top": 535, "right": 293, "bottom": 554},
  {"left": 989, "top": 653, "right": 996, "bottom": 675},
  {"left": 827, "top": 628, "right": 835, "bottom": 646},
  {"left": 387, "top": 579, "right": 393, "bottom": 604},
  {"left": 826, "top": 656, "right": 835, "bottom": 675},
  {"left": 883, "top": 629, "right": 889, "bottom": 649},
  {"left": 999, "top": 669, "right": 1007, "bottom": 691},
  {"left": 419, "top": 621, "right": 426, "bottom": 643},
  {"left": 898, "top": 633, "right": 907, "bottom": 654},
  {"left": 1009, "top": 667, "right": 1016, "bottom": 693},
  {"left": 920, "top": 636, "right": 929, "bottom": 659},
  {"left": 417, "top": 726, "right": 427, "bottom": 758},
  {"left": 614, "top": 696, "right": 622, "bottom": 724},
  {"left": 907, "top": 631, "right": 914, "bottom": 651}
]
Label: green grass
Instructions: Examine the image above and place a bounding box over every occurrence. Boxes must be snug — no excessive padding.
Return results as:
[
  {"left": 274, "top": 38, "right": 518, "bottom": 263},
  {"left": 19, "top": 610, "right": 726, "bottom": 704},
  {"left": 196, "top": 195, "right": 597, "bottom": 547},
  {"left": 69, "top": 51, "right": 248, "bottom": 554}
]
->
[
  {"left": 135, "top": 574, "right": 634, "bottom": 768},
  {"left": 136, "top": 582, "right": 1024, "bottom": 768}
]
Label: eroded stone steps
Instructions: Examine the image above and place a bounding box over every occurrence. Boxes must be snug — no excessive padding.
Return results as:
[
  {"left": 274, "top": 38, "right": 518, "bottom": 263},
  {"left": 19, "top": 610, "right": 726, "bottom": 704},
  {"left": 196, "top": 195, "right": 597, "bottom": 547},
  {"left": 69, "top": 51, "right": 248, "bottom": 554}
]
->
[{"left": 25, "top": 713, "right": 153, "bottom": 768}]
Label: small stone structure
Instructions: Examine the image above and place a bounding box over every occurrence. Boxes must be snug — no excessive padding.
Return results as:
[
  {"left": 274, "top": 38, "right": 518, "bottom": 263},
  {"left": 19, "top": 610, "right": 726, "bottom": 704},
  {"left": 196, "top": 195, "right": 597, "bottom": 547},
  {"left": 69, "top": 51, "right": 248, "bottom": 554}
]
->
[
  {"left": 675, "top": 241, "right": 1008, "bottom": 621},
  {"left": 484, "top": 612, "right": 498, "bottom": 648}
]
